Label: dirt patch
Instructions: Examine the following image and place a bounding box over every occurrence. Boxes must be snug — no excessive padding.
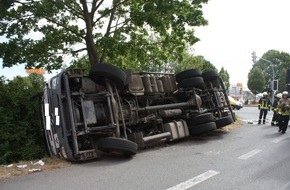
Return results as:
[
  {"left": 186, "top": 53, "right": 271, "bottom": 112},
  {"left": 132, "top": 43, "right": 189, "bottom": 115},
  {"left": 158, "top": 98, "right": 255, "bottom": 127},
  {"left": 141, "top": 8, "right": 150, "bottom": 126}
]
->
[
  {"left": 0, "top": 157, "right": 71, "bottom": 180},
  {"left": 209, "top": 119, "right": 244, "bottom": 136},
  {"left": 189, "top": 119, "right": 243, "bottom": 141}
]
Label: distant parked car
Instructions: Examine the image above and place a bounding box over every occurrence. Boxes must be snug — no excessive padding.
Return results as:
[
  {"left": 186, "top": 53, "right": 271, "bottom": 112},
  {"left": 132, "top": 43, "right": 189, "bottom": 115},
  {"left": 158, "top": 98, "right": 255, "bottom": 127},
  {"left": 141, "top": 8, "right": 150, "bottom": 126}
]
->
[{"left": 228, "top": 96, "right": 243, "bottom": 110}]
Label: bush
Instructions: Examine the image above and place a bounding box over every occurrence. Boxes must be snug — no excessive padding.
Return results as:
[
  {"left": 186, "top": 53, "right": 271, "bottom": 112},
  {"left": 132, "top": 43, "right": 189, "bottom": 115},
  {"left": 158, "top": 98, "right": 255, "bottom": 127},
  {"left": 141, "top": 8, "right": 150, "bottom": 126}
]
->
[{"left": 0, "top": 74, "right": 46, "bottom": 164}]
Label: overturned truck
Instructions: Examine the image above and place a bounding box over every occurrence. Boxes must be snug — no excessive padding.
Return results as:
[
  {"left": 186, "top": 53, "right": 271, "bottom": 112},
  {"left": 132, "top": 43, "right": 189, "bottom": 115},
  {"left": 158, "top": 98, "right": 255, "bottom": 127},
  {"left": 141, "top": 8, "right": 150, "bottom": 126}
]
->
[{"left": 42, "top": 64, "right": 235, "bottom": 161}]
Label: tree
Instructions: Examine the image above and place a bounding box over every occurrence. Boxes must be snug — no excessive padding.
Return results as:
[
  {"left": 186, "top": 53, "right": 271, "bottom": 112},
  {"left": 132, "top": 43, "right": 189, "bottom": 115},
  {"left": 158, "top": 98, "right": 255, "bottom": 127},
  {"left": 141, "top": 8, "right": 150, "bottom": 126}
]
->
[
  {"left": 68, "top": 55, "right": 91, "bottom": 74},
  {"left": 247, "top": 67, "right": 266, "bottom": 94},
  {"left": 0, "top": 0, "right": 208, "bottom": 71},
  {"left": 0, "top": 74, "right": 46, "bottom": 164},
  {"left": 252, "top": 50, "right": 290, "bottom": 90},
  {"left": 0, "top": 0, "right": 13, "bottom": 18},
  {"left": 175, "top": 54, "right": 216, "bottom": 73},
  {"left": 278, "top": 68, "right": 286, "bottom": 92},
  {"left": 219, "top": 67, "right": 230, "bottom": 90}
]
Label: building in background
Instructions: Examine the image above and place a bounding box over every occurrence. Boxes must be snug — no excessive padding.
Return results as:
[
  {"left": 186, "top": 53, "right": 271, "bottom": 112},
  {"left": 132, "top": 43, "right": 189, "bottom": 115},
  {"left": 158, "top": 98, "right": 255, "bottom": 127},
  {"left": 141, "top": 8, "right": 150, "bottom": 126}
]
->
[{"left": 229, "top": 83, "right": 256, "bottom": 104}]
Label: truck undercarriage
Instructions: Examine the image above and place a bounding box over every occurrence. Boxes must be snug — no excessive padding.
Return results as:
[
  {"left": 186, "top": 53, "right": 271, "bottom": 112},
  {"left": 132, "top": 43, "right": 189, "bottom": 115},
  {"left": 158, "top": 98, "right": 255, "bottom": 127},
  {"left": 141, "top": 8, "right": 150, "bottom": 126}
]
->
[{"left": 42, "top": 64, "right": 235, "bottom": 161}]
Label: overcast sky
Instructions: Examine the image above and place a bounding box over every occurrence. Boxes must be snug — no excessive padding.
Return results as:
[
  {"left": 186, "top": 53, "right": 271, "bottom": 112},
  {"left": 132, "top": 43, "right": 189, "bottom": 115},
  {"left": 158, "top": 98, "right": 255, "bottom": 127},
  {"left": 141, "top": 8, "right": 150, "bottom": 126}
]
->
[
  {"left": 1, "top": 0, "right": 290, "bottom": 85},
  {"left": 194, "top": 0, "right": 290, "bottom": 87}
]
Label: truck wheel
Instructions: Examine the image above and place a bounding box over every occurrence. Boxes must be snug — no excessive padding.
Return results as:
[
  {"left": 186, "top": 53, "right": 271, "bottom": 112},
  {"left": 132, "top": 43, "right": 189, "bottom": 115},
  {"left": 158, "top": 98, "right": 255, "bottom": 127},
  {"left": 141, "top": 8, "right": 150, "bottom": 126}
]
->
[
  {"left": 98, "top": 137, "right": 138, "bottom": 156},
  {"left": 188, "top": 122, "right": 217, "bottom": 136},
  {"left": 175, "top": 69, "right": 201, "bottom": 83},
  {"left": 202, "top": 71, "right": 219, "bottom": 82},
  {"left": 89, "top": 63, "right": 127, "bottom": 89},
  {"left": 210, "top": 79, "right": 220, "bottom": 88},
  {"left": 179, "top": 77, "right": 204, "bottom": 88},
  {"left": 215, "top": 116, "right": 234, "bottom": 128},
  {"left": 187, "top": 113, "right": 214, "bottom": 126}
]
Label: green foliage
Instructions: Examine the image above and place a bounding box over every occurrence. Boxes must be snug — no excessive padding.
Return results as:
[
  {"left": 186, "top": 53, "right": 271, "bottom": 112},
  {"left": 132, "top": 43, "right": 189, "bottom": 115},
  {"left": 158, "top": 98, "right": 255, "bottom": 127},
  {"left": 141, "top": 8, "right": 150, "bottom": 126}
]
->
[
  {"left": 219, "top": 67, "right": 230, "bottom": 90},
  {"left": 0, "top": 74, "right": 46, "bottom": 164},
  {"left": 0, "top": 0, "right": 14, "bottom": 18},
  {"left": 278, "top": 68, "right": 286, "bottom": 92},
  {"left": 250, "top": 50, "right": 290, "bottom": 91},
  {"left": 175, "top": 54, "right": 217, "bottom": 73},
  {"left": 247, "top": 67, "right": 265, "bottom": 94},
  {"left": 202, "top": 60, "right": 217, "bottom": 72},
  {"left": 68, "top": 55, "right": 91, "bottom": 74},
  {"left": 0, "top": 0, "right": 208, "bottom": 71}
]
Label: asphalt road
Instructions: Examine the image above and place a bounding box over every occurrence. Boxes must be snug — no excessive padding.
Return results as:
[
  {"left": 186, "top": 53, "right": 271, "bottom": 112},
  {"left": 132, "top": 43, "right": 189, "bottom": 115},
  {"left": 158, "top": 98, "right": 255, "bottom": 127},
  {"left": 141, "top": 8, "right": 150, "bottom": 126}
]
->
[{"left": 2, "top": 107, "right": 290, "bottom": 190}]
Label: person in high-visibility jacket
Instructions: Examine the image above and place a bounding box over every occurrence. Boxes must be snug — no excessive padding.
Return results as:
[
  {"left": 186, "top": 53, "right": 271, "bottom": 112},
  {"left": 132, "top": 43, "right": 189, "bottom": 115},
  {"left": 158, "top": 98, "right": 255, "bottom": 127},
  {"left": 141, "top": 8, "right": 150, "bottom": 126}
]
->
[
  {"left": 271, "top": 93, "right": 282, "bottom": 126},
  {"left": 277, "top": 91, "right": 290, "bottom": 133},
  {"left": 258, "top": 92, "right": 271, "bottom": 124}
]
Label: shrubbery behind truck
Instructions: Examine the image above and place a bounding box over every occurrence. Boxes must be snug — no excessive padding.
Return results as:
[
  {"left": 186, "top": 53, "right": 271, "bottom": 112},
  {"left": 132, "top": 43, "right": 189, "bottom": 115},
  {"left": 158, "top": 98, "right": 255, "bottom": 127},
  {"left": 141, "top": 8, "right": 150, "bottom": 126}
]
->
[{"left": 42, "top": 64, "right": 235, "bottom": 161}]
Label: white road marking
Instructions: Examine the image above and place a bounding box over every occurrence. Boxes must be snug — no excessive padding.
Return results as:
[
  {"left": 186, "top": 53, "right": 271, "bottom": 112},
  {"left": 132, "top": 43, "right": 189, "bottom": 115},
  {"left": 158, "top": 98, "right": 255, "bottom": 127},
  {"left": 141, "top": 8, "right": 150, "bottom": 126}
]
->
[
  {"left": 238, "top": 149, "right": 262, "bottom": 160},
  {"left": 272, "top": 136, "right": 288, "bottom": 143},
  {"left": 166, "top": 170, "right": 220, "bottom": 190}
]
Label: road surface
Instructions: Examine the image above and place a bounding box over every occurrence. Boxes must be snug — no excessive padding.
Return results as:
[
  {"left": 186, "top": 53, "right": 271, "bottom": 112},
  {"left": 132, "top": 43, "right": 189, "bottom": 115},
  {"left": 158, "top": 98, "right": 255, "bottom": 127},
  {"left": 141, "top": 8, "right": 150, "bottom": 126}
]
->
[{"left": 2, "top": 107, "right": 290, "bottom": 190}]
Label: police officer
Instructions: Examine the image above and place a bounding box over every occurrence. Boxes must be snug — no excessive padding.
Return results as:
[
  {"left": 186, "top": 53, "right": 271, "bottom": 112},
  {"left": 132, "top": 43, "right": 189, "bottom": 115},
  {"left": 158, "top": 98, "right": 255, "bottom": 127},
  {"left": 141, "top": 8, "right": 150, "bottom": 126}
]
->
[
  {"left": 258, "top": 92, "right": 271, "bottom": 124},
  {"left": 271, "top": 93, "right": 282, "bottom": 126},
  {"left": 277, "top": 91, "right": 290, "bottom": 133}
]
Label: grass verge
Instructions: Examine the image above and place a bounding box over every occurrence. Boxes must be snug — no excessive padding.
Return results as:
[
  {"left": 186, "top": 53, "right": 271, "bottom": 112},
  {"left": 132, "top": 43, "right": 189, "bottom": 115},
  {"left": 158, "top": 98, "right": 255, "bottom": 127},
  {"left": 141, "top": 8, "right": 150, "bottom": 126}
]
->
[{"left": 0, "top": 157, "right": 71, "bottom": 180}]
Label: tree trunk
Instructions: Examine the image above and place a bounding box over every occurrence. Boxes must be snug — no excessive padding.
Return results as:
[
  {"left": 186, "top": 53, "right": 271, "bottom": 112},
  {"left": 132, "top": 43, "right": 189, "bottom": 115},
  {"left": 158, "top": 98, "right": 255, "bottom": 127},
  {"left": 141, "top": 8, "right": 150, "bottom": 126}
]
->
[{"left": 80, "top": 0, "right": 100, "bottom": 66}]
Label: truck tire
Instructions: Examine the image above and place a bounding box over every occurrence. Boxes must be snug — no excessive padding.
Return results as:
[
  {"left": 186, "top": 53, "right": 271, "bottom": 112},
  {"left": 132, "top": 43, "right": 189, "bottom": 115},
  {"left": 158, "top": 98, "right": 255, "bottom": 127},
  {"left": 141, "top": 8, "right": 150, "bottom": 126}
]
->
[
  {"left": 202, "top": 71, "right": 219, "bottom": 82},
  {"left": 215, "top": 116, "right": 234, "bottom": 128},
  {"left": 211, "top": 79, "right": 220, "bottom": 88},
  {"left": 187, "top": 113, "right": 214, "bottom": 126},
  {"left": 98, "top": 137, "right": 138, "bottom": 156},
  {"left": 179, "top": 77, "right": 204, "bottom": 88},
  {"left": 89, "top": 63, "right": 127, "bottom": 89},
  {"left": 175, "top": 69, "right": 201, "bottom": 83},
  {"left": 188, "top": 122, "right": 217, "bottom": 136}
]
